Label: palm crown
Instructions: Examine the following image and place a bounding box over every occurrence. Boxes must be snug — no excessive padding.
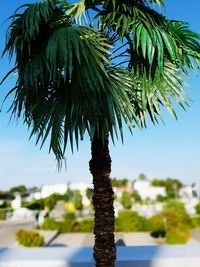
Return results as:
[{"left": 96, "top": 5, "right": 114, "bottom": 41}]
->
[{"left": 3, "top": 0, "right": 200, "bottom": 165}]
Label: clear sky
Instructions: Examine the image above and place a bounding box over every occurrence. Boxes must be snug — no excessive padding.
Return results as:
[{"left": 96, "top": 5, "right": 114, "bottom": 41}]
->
[{"left": 0, "top": 0, "right": 199, "bottom": 189}]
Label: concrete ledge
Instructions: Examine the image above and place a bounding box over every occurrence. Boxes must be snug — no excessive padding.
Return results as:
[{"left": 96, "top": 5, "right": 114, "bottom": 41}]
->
[{"left": 1, "top": 245, "right": 200, "bottom": 267}]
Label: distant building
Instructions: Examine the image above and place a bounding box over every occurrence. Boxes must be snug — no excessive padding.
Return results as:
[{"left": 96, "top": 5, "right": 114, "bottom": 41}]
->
[
  {"left": 179, "top": 185, "right": 200, "bottom": 199},
  {"left": 40, "top": 184, "right": 68, "bottom": 198},
  {"left": 133, "top": 180, "right": 166, "bottom": 201},
  {"left": 11, "top": 194, "right": 21, "bottom": 210}
]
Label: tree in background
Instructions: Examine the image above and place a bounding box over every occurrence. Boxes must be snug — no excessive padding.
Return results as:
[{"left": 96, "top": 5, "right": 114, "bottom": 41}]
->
[
  {"left": 138, "top": 173, "right": 147, "bottom": 181},
  {"left": 195, "top": 202, "right": 200, "bottom": 215},
  {"left": 121, "top": 191, "right": 132, "bottom": 209},
  {"left": 86, "top": 188, "right": 93, "bottom": 200},
  {"left": 74, "top": 190, "right": 83, "bottom": 211},
  {"left": 131, "top": 191, "right": 142, "bottom": 203},
  {"left": 152, "top": 178, "right": 183, "bottom": 198},
  {"left": 44, "top": 194, "right": 58, "bottom": 212},
  {"left": 2, "top": 0, "right": 200, "bottom": 266},
  {"left": 9, "top": 185, "right": 27, "bottom": 195},
  {"left": 111, "top": 178, "right": 129, "bottom": 187}
]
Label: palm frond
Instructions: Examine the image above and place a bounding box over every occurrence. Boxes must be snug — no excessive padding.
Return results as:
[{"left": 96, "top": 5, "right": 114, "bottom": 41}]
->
[{"left": 2, "top": 0, "right": 200, "bottom": 167}]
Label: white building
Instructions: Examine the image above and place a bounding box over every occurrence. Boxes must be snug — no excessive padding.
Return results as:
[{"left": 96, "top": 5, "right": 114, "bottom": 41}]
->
[
  {"left": 69, "top": 183, "right": 93, "bottom": 206},
  {"left": 11, "top": 194, "right": 21, "bottom": 210},
  {"left": 40, "top": 184, "right": 68, "bottom": 198},
  {"left": 133, "top": 180, "right": 166, "bottom": 201},
  {"left": 179, "top": 185, "right": 200, "bottom": 199}
]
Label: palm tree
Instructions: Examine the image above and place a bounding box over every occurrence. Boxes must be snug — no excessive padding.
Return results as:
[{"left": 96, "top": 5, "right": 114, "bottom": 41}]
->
[{"left": 2, "top": 0, "right": 200, "bottom": 266}]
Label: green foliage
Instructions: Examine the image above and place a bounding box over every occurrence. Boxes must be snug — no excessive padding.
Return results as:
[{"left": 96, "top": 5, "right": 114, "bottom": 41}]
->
[
  {"left": 120, "top": 191, "right": 132, "bottom": 209},
  {"left": 149, "top": 213, "right": 166, "bottom": 232},
  {"left": 22, "top": 199, "right": 44, "bottom": 210},
  {"left": 44, "top": 194, "right": 59, "bottom": 211},
  {"left": 75, "top": 219, "right": 94, "bottom": 232},
  {"left": 74, "top": 190, "right": 83, "bottom": 211},
  {"left": 149, "top": 200, "right": 191, "bottom": 244},
  {"left": 63, "top": 212, "right": 76, "bottom": 221},
  {"left": 138, "top": 173, "right": 147, "bottom": 181},
  {"left": 0, "top": 200, "right": 6, "bottom": 209},
  {"left": 16, "top": 230, "right": 44, "bottom": 247},
  {"left": 131, "top": 192, "right": 142, "bottom": 202},
  {"left": 152, "top": 178, "right": 183, "bottom": 199},
  {"left": 3, "top": 1, "right": 200, "bottom": 165},
  {"left": 86, "top": 188, "right": 93, "bottom": 200},
  {"left": 115, "top": 210, "right": 150, "bottom": 232},
  {"left": 165, "top": 226, "right": 189, "bottom": 244},
  {"left": 195, "top": 202, "right": 200, "bottom": 215},
  {"left": 9, "top": 185, "right": 27, "bottom": 195},
  {"left": 163, "top": 200, "right": 191, "bottom": 227},
  {"left": 156, "top": 195, "right": 168, "bottom": 202},
  {"left": 0, "top": 210, "right": 6, "bottom": 220},
  {"left": 59, "top": 212, "right": 76, "bottom": 233},
  {"left": 41, "top": 217, "right": 59, "bottom": 231},
  {"left": 191, "top": 217, "right": 200, "bottom": 228},
  {"left": 111, "top": 178, "right": 128, "bottom": 187}
]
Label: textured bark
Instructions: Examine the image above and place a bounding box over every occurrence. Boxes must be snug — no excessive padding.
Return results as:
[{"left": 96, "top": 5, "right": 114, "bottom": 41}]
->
[{"left": 89, "top": 133, "right": 116, "bottom": 267}]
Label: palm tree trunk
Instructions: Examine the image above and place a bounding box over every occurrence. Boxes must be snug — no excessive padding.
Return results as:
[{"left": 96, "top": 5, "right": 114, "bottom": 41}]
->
[{"left": 89, "top": 133, "right": 116, "bottom": 267}]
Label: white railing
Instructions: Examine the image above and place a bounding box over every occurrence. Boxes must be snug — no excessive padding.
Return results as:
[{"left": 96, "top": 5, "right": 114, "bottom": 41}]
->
[{"left": 0, "top": 245, "right": 200, "bottom": 267}]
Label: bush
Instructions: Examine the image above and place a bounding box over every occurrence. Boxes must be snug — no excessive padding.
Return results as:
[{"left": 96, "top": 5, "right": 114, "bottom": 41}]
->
[
  {"left": 195, "top": 202, "right": 200, "bottom": 215},
  {"left": 16, "top": 230, "right": 44, "bottom": 247},
  {"left": 58, "top": 212, "right": 76, "bottom": 233},
  {"left": 191, "top": 216, "right": 200, "bottom": 228},
  {"left": 149, "top": 213, "right": 166, "bottom": 232},
  {"left": 22, "top": 199, "right": 44, "bottom": 210},
  {"left": 44, "top": 194, "right": 58, "bottom": 211},
  {"left": 59, "top": 220, "right": 75, "bottom": 233},
  {"left": 115, "top": 210, "right": 150, "bottom": 232},
  {"left": 41, "top": 217, "right": 58, "bottom": 230},
  {"left": 75, "top": 219, "right": 94, "bottom": 232},
  {"left": 165, "top": 226, "right": 189, "bottom": 244},
  {"left": 149, "top": 201, "right": 191, "bottom": 244},
  {"left": 0, "top": 210, "right": 6, "bottom": 220},
  {"left": 156, "top": 195, "right": 168, "bottom": 202},
  {"left": 63, "top": 212, "right": 76, "bottom": 221},
  {"left": 163, "top": 200, "right": 191, "bottom": 227},
  {"left": 74, "top": 190, "right": 83, "bottom": 211},
  {"left": 131, "top": 192, "right": 141, "bottom": 202},
  {"left": 120, "top": 191, "right": 132, "bottom": 209}
]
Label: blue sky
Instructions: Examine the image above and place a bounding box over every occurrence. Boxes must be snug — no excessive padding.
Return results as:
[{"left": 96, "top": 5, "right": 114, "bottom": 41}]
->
[{"left": 0, "top": 0, "right": 199, "bottom": 189}]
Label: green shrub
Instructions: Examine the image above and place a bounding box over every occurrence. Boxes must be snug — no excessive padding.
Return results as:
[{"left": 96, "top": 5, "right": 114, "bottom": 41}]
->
[
  {"left": 16, "top": 230, "right": 44, "bottom": 247},
  {"left": 156, "top": 195, "right": 168, "bottom": 202},
  {"left": 63, "top": 212, "right": 76, "bottom": 221},
  {"left": 149, "top": 213, "right": 166, "bottom": 232},
  {"left": 115, "top": 210, "right": 150, "bottom": 232},
  {"left": 75, "top": 219, "right": 94, "bottom": 232},
  {"left": 59, "top": 212, "right": 76, "bottom": 233},
  {"left": 165, "top": 226, "right": 189, "bottom": 244},
  {"left": 59, "top": 220, "right": 75, "bottom": 233},
  {"left": 191, "top": 216, "right": 200, "bottom": 228},
  {"left": 74, "top": 190, "right": 83, "bottom": 211},
  {"left": 41, "top": 217, "right": 58, "bottom": 230},
  {"left": 163, "top": 200, "right": 191, "bottom": 227},
  {"left": 0, "top": 210, "right": 6, "bottom": 220},
  {"left": 149, "top": 201, "right": 191, "bottom": 244},
  {"left": 120, "top": 191, "right": 132, "bottom": 209},
  {"left": 131, "top": 192, "right": 141, "bottom": 202},
  {"left": 195, "top": 202, "right": 200, "bottom": 215},
  {"left": 22, "top": 199, "right": 44, "bottom": 210},
  {"left": 44, "top": 195, "right": 58, "bottom": 211}
]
